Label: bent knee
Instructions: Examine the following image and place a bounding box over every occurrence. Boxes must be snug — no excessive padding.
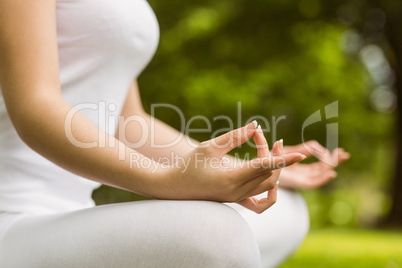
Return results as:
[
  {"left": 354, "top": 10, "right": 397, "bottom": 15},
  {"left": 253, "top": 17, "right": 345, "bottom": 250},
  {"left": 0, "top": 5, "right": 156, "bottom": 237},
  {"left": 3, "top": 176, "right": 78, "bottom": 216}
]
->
[
  {"left": 182, "top": 202, "right": 261, "bottom": 268},
  {"left": 213, "top": 203, "right": 260, "bottom": 267},
  {"left": 118, "top": 201, "right": 261, "bottom": 267},
  {"left": 281, "top": 189, "right": 310, "bottom": 243}
]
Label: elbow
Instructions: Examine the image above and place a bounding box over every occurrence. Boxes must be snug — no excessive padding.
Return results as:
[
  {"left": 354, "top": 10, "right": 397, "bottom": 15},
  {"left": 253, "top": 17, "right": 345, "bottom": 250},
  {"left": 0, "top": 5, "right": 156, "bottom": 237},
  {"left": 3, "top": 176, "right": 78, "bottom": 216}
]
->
[
  {"left": 8, "top": 108, "right": 38, "bottom": 147},
  {"left": 5, "top": 96, "right": 64, "bottom": 149},
  {"left": 2, "top": 99, "right": 29, "bottom": 142}
]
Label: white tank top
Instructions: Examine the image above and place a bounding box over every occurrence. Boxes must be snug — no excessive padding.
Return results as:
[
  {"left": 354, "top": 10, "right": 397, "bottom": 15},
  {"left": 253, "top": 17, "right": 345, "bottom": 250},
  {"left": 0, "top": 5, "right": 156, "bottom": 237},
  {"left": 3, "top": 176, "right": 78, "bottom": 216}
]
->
[{"left": 0, "top": 0, "right": 159, "bottom": 215}]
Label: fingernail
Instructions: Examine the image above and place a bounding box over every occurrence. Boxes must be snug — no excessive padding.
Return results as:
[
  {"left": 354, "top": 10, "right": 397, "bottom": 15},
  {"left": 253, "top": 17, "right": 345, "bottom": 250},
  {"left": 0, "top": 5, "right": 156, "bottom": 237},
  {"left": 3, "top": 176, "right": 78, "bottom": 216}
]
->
[
  {"left": 257, "top": 125, "right": 262, "bottom": 129},
  {"left": 246, "top": 121, "right": 257, "bottom": 130},
  {"left": 301, "top": 154, "right": 307, "bottom": 160},
  {"left": 252, "top": 120, "right": 258, "bottom": 128},
  {"left": 279, "top": 139, "right": 283, "bottom": 143}
]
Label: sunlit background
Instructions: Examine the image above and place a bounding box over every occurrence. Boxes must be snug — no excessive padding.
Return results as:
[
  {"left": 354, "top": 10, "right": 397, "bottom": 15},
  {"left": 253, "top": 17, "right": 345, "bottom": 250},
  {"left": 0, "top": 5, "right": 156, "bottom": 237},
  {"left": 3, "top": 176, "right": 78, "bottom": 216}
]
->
[{"left": 93, "top": 0, "right": 402, "bottom": 266}]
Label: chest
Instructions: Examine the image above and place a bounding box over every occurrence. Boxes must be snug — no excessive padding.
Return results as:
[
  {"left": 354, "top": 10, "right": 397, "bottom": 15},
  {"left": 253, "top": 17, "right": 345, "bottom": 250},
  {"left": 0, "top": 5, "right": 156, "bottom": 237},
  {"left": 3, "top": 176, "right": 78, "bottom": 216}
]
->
[{"left": 56, "top": 0, "right": 159, "bottom": 56}]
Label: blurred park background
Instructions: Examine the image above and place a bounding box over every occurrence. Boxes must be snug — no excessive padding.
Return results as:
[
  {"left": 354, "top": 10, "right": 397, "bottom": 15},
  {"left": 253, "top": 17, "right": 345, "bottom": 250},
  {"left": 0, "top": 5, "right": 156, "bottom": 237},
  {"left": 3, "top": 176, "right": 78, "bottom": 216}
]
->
[{"left": 93, "top": 0, "right": 402, "bottom": 266}]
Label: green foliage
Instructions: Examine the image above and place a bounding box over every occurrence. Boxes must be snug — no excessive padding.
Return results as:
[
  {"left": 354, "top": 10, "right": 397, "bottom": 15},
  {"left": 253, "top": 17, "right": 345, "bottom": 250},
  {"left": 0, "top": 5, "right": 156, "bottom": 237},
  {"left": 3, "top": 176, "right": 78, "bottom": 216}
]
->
[{"left": 94, "top": 0, "right": 395, "bottom": 227}]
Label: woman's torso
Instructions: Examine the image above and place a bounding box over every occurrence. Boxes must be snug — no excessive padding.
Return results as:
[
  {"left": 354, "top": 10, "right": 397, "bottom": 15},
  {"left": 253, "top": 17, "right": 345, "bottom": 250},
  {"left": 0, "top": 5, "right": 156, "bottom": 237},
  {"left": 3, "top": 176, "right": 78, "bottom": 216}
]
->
[{"left": 0, "top": 0, "right": 159, "bottom": 215}]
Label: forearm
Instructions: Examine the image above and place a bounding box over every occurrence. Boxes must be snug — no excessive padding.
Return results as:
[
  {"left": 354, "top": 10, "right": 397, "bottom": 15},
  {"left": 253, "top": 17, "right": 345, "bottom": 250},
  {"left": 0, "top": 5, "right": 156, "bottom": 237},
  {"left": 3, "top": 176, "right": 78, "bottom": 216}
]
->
[
  {"left": 123, "top": 113, "right": 265, "bottom": 173},
  {"left": 13, "top": 96, "right": 161, "bottom": 198}
]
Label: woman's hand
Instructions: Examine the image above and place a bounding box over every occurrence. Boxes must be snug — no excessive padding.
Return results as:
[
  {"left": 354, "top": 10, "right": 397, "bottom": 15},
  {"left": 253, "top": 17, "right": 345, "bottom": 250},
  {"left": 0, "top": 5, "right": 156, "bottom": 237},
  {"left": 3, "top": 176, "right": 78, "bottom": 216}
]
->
[
  {"left": 153, "top": 122, "right": 305, "bottom": 208},
  {"left": 236, "top": 126, "right": 284, "bottom": 213},
  {"left": 279, "top": 140, "right": 350, "bottom": 189}
]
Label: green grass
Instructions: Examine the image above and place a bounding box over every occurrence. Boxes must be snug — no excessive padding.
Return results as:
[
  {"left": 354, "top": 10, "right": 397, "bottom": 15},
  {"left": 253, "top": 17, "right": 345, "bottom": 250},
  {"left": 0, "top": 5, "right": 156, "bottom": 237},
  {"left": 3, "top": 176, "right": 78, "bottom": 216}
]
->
[{"left": 280, "top": 228, "right": 402, "bottom": 268}]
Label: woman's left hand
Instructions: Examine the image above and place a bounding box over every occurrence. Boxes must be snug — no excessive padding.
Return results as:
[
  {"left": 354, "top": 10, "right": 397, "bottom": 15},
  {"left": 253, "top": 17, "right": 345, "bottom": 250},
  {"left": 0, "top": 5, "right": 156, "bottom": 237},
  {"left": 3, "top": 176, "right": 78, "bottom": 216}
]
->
[{"left": 279, "top": 140, "right": 350, "bottom": 189}]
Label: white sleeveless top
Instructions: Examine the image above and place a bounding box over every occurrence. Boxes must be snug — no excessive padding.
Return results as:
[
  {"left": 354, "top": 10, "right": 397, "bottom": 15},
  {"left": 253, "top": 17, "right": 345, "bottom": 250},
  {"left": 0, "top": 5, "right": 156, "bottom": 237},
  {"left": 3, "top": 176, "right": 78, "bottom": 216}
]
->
[{"left": 0, "top": 0, "right": 159, "bottom": 215}]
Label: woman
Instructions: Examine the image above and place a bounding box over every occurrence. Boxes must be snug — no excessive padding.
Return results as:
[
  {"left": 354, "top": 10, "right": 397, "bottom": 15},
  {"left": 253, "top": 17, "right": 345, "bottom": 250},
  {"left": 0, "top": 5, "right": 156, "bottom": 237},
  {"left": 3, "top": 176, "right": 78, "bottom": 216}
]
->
[{"left": 0, "top": 0, "right": 349, "bottom": 267}]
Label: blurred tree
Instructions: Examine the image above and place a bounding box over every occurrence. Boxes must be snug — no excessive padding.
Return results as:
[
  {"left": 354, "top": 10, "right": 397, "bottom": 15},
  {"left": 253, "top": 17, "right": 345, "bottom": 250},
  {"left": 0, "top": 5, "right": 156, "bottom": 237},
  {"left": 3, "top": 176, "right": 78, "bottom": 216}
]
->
[
  {"left": 377, "top": 0, "right": 402, "bottom": 226},
  {"left": 95, "top": 0, "right": 399, "bottom": 227},
  {"left": 332, "top": 0, "right": 402, "bottom": 225}
]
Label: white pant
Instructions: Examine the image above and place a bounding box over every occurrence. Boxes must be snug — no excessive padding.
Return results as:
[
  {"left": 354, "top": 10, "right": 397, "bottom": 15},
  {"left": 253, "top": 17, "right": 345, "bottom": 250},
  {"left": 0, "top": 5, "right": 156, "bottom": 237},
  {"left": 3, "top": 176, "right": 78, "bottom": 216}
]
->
[{"left": 0, "top": 188, "right": 308, "bottom": 268}]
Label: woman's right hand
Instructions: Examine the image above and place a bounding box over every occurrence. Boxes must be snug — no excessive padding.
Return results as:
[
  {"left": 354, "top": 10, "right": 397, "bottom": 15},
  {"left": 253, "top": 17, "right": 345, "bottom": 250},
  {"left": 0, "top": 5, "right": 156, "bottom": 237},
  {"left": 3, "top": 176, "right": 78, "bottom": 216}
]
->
[{"left": 153, "top": 121, "right": 305, "bottom": 205}]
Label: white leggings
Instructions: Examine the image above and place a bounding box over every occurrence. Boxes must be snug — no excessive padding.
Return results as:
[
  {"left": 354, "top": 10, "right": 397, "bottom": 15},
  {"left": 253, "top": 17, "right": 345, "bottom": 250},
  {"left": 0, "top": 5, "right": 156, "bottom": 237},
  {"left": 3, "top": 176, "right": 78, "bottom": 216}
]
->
[{"left": 0, "top": 188, "right": 308, "bottom": 268}]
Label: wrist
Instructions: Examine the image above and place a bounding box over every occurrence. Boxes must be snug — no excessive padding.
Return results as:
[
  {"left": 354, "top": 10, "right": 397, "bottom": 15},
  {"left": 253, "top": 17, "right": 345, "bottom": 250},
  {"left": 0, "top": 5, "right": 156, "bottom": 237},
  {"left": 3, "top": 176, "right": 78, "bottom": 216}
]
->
[{"left": 144, "top": 162, "right": 179, "bottom": 199}]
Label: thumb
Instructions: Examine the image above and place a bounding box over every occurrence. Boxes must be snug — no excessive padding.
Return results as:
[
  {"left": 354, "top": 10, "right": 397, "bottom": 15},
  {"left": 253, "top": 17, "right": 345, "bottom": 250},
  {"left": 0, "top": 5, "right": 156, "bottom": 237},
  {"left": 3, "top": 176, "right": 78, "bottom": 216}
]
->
[{"left": 209, "top": 120, "right": 258, "bottom": 157}]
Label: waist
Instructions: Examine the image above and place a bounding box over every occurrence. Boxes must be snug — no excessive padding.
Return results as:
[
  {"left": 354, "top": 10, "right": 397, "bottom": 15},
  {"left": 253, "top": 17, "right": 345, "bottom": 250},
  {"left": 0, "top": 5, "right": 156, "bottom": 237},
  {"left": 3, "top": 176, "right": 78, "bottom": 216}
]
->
[{"left": 0, "top": 153, "right": 100, "bottom": 215}]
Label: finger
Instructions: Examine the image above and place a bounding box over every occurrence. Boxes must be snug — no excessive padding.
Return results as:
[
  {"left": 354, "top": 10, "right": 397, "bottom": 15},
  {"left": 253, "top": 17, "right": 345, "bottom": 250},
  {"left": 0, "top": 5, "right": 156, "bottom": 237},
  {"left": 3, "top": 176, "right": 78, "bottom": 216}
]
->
[
  {"left": 254, "top": 125, "right": 269, "bottom": 158},
  {"left": 271, "top": 139, "right": 283, "bottom": 184},
  {"left": 339, "top": 148, "right": 351, "bottom": 160},
  {"left": 295, "top": 140, "right": 334, "bottom": 165},
  {"left": 340, "top": 152, "right": 351, "bottom": 162},
  {"left": 236, "top": 141, "right": 281, "bottom": 199},
  {"left": 210, "top": 120, "right": 257, "bottom": 156},
  {"left": 271, "top": 140, "right": 282, "bottom": 157},
  {"left": 283, "top": 140, "right": 325, "bottom": 156},
  {"left": 303, "top": 170, "right": 337, "bottom": 189},
  {"left": 256, "top": 153, "right": 306, "bottom": 170},
  {"left": 239, "top": 174, "right": 280, "bottom": 199},
  {"left": 237, "top": 184, "right": 278, "bottom": 214},
  {"left": 314, "top": 160, "right": 334, "bottom": 172},
  {"left": 321, "top": 147, "right": 349, "bottom": 168},
  {"left": 333, "top": 148, "right": 350, "bottom": 165},
  {"left": 220, "top": 156, "right": 233, "bottom": 169},
  {"left": 306, "top": 140, "right": 327, "bottom": 156},
  {"left": 231, "top": 152, "right": 305, "bottom": 183}
]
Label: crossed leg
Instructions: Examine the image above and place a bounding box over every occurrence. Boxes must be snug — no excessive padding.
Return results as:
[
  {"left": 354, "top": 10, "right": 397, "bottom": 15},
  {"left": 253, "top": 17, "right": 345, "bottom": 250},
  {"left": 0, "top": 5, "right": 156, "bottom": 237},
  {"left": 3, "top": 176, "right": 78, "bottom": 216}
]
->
[
  {"left": 0, "top": 200, "right": 260, "bottom": 268},
  {"left": 228, "top": 188, "right": 310, "bottom": 268}
]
